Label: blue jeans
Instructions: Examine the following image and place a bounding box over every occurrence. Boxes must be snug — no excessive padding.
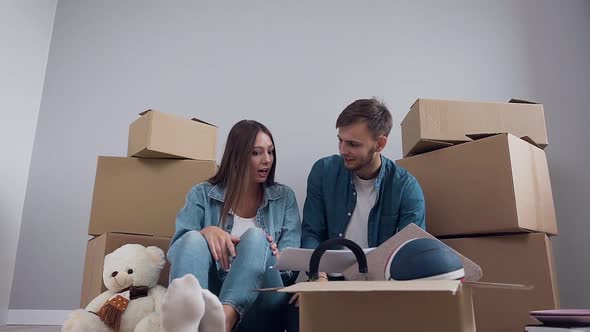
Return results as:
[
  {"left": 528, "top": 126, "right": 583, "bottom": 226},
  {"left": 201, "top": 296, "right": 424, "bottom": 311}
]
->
[{"left": 168, "top": 228, "right": 290, "bottom": 332}]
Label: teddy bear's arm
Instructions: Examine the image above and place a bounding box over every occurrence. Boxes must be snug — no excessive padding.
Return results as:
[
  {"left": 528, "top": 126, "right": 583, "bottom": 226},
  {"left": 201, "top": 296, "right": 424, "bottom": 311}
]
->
[
  {"left": 85, "top": 290, "right": 115, "bottom": 313},
  {"left": 149, "top": 285, "right": 168, "bottom": 313}
]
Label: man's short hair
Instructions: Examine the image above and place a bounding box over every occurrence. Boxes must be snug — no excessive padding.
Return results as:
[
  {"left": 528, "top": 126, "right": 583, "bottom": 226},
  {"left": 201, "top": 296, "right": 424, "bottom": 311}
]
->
[{"left": 336, "top": 98, "right": 393, "bottom": 138}]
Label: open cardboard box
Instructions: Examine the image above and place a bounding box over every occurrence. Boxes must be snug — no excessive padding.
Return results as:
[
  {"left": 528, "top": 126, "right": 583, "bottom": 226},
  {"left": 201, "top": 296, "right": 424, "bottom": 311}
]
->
[
  {"left": 443, "top": 233, "right": 559, "bottom": 332},
  {"left": 271, "top": 224, "right": 530, "bottom": 332},
  {"left": 80, "top": 232, "right": 172, "bottom": 308},
  {"left": 401, "top": 98, "right": 548, "bottom": 157},
  {"left": 396, "top": 133, "right": 557, "bottom": 237},
  {"left": 128, "top": 109, "right": 217, "bottom": 160}
]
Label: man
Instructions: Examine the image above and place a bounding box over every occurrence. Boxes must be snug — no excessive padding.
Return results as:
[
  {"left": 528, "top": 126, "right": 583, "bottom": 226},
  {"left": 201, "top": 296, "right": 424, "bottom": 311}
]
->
[
  {"left": 302, "top": 97, "right": 426, "bottom": 277},
  {"left": 285, "top": 98, "right": 426, "bottom": 331}
]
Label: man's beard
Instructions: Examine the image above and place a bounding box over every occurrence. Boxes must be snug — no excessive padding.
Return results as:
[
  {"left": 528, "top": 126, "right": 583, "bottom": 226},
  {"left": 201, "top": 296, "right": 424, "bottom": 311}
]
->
[{"left": 345, "top": 147, "right": 376, "bottom": 172}]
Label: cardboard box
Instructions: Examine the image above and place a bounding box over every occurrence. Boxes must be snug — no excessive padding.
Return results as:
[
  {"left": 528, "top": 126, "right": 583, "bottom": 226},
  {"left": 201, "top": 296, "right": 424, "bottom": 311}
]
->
[
  {"left": 88, "top": 156, "right": 217, "bottom": 237},
  {"left": 443, "top": 233, "right": 560, "bottom": 332},
  {"left": 80, "top": 232, "right": 171, "bottom": 308},
  {"left": 396, "top": 133, "right": 558, "bottom": 237},
  {"left": 401, "top": 99, "right": 548, "bottom": 157},
  {"left": 270, "top": 224, "right": 528, "bottom": 331},
  {"left": 283, "top": 280, "right": 476, "bottom": 332},
  {"left": 128, "top": 110, "right": 217, "bottom": 160}
]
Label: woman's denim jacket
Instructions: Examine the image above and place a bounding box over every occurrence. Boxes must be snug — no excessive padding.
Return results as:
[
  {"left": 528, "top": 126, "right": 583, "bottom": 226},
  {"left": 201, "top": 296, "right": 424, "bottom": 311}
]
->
[{"left": 170, "top": 181, "right": 302, "bottom": 276}]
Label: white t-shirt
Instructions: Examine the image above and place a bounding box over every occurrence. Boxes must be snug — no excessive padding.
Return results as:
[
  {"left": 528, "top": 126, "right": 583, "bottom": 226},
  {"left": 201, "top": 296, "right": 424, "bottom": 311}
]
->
[
  {"left": 230, "top": 214, "right": 259, "bottom": 238},
  {"left": 345, "top": 174, "right": 377, "bottom": 249}
]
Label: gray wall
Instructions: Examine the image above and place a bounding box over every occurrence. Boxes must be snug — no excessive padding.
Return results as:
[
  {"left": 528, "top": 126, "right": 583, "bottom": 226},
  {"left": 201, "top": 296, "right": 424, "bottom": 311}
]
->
[
  {"left": 520, "top": 2, "right": 590, "bottom": 308},
  {"left": 10, "top": 0, "right": 590, "bottom": 310},
  {"left": 0, "top": 0, "right": 57, "bottom": 323}
]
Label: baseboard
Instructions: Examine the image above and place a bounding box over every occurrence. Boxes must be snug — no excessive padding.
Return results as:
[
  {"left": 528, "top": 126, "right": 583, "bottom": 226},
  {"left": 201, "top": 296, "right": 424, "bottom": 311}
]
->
[{"left": 7, "top": 310, "right": 71, "bottom": 326}]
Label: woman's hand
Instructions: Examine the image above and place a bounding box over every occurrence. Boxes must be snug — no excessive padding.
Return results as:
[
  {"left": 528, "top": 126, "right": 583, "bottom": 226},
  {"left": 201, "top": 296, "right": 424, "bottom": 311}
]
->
[
  {"left": 266, "top": 234, "right": 280, "bottom": 258},
  {"left": 200, "top": 226, "right": 240, "bottom": 270}
]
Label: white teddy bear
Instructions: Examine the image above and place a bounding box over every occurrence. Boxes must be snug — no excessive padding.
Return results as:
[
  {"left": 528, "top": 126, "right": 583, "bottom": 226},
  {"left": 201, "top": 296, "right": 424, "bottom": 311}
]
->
[
  {"left": 62, "top": 243, "right": 226, "bottom": 332},
  {"left": 62, "top": 244, "right": 167, "bottom": 332}
]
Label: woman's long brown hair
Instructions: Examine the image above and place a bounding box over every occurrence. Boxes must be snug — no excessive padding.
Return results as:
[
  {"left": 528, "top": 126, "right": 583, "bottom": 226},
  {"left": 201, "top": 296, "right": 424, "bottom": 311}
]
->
[{"left": 208, "top": 120, "right": 277, "bottom": 227}]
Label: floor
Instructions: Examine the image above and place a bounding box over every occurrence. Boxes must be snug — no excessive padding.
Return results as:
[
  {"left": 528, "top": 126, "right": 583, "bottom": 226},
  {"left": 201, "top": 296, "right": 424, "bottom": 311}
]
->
[{"left": 0, "top": 327, "right": 60, "bottom": 332}]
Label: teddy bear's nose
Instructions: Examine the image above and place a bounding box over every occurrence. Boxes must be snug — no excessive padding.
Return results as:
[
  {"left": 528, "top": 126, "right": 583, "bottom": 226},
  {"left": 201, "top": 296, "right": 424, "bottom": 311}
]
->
[{"left": 111, "top": 271, "right": 118, "bottom": 277}]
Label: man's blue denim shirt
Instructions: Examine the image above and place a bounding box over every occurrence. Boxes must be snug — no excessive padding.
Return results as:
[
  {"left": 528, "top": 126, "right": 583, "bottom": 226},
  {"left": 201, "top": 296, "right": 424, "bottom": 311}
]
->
[{"left": 301, "top": 154, "right": 426, "bottom": 249}]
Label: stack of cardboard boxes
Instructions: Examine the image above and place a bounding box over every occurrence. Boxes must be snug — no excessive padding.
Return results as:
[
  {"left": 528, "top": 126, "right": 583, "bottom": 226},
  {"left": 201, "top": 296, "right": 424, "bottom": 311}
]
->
[
  {"left": 80, "top": 110, "right": 218, "bottom": 307},
  {"left": 397, "top": 99, "right": 560, "bottom": 332}
]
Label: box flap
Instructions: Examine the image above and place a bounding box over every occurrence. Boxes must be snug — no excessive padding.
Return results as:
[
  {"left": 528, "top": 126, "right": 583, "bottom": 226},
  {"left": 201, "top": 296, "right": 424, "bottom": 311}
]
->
[
  {"left": 509, "top": 98, "right": 539, "bottom": 105},
  {"left": 466, "top": 133, "right": 543, "bottom": 149},
  {"left": 463, "top": 281, "right": 533, "bottom": 290},
  {"left": 465, "top": 133, "right": 504, "bottom": 141},
  {"left": 191, "top": 117, "right": 217, "bottom": 127},
  {"left": 279, "top": 280, "right": 462, "bottom": 294},
  {"left": 519, "top": 136, "right": 542, "bottom": 149},
  {"left": 407, "top": 132, "right": 539, "bottom": 156},
  {"left": 409, "top": 98, "right": 420, "bottom": 111},
  {"left": 139, "top": 109, "right": 155, "bottom": 116},
  {"left": 105, "top": 231, "right": 160, "bottom": 237},
  {"left": 406, "top": 139, "right": 457, "bottom": 156},
  {"left": 138, "top": 109, "right": 217, "bottom": 127}
]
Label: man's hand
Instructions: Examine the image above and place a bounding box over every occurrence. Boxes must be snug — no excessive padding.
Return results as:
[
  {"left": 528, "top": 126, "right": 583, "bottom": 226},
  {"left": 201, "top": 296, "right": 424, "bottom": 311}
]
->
[
  {"left": 200, "top": 226, "right": 240, "bottom": 270},
  {"left": 289, "top": 272, "right": 328, "bottom": 308}
]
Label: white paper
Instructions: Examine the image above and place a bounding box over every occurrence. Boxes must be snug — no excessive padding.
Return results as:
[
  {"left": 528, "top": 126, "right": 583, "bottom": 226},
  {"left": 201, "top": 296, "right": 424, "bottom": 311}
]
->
[{"left": 272, "top": 247, "right": 375, "bottom": 273}]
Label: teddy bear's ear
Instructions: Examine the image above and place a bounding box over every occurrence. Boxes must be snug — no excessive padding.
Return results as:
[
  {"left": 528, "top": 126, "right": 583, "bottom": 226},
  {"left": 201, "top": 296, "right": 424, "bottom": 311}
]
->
[{"left": 145, "top": 246, "right": 166, "bottom": 270}]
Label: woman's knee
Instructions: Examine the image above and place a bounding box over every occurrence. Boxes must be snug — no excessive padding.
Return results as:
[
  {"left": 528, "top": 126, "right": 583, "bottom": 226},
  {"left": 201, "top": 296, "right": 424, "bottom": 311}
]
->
[
  {"left": 168, "top": 230, "right": 214, "bottom": 284},
  {"left": 238, "top": 228, "right": 268, "bottom": 249},
  {"left": 167, "top": 230, "right": 209, "bottom": 262}
]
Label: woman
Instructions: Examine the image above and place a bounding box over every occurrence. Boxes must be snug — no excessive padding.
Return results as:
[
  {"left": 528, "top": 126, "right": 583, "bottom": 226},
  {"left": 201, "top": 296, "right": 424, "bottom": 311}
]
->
[{"left": 166, "top": 120, "right": 301, "bottom": 332}]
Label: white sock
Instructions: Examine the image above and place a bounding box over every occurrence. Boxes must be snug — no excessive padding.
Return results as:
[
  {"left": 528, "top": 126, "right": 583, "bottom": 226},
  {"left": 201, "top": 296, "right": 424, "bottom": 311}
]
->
[
  {"left": 199, "top": 289, "right": 226, "bottom": 332},
  {"left": 161, "top": 274, "right": 205, "bottom": 332}
]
